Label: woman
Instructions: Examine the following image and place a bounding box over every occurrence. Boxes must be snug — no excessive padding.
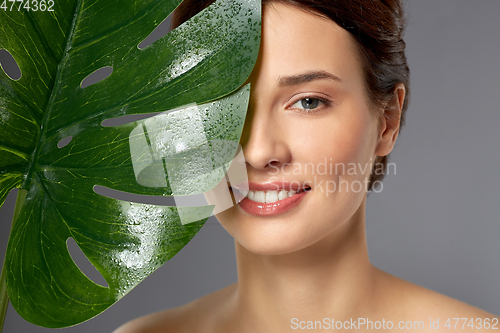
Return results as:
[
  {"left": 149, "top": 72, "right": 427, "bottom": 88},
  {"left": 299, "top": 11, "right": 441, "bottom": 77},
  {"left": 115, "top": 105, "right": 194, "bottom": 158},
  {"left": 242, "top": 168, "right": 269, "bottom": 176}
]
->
[{"left": 115, "top": 0, "right": 498, "bottom": 332}]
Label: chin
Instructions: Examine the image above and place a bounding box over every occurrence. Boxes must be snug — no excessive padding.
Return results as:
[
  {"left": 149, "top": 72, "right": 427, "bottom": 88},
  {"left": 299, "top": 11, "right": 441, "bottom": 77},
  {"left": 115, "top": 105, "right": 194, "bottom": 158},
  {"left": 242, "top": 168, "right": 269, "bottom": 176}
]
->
[
  {"left": 215, "top": 205, "right": 341, "bottom": 256},
  {"left": 236, "top": 235, "right": 314, "bottom": 256}
]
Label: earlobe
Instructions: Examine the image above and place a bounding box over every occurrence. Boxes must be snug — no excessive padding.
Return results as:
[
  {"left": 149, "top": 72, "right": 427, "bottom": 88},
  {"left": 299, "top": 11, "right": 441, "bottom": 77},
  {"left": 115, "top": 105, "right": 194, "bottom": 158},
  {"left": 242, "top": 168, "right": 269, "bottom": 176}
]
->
[{"left": 375, "top": 83, "right": 406, "bottom": 157}]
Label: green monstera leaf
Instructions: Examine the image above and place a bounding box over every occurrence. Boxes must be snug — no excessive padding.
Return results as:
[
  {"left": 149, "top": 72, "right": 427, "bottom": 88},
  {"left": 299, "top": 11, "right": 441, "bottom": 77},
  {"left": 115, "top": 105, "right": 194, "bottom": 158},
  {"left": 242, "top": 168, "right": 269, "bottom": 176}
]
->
[{"left": 0, "top": 0, "right": 260, "bottom": 328}]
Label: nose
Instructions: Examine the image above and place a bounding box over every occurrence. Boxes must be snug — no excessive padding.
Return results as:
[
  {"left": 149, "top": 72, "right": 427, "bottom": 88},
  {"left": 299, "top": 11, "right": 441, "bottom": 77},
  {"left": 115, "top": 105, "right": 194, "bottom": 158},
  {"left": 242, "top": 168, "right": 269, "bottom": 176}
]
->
[{"left": 239, "top": 98, "right": 292, "bottom": 172}]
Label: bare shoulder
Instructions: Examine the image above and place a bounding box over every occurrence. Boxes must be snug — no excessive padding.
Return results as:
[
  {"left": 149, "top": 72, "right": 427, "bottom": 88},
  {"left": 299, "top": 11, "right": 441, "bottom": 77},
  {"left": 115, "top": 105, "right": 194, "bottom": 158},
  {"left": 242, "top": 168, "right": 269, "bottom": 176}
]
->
[
  {"left": 112, "top": 283, "right": 237, "bottom": 333},
  {"left": 375, "top": 268, "right": 499, "bottom": 332}
]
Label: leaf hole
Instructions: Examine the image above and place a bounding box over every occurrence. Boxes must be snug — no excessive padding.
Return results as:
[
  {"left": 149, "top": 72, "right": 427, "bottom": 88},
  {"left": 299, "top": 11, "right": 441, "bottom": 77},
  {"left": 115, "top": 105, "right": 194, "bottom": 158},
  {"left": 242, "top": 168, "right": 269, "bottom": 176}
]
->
[
  {"left": 66, "top": 237, "right": 109, "bottom": 288},
  {"left": 93, "top": 185, "right": 175, "bottom": 206},
  {"left": 101, "top": 103, "right": 195, "bottom": 127},
  {"left": 80, "top": 66, "right": 113, "bottom": 89},
  {"left": 137, "top": 12, "right": 173, "bottom": 49},
  {"left": 0, "top": 49, "right": 22, "bottom": 80},
  {"left": 57, "top": 136, "right": 72, "bottom": 148},
  {"left": 101, "top": 112, "right": 159, "bottom": 127}
]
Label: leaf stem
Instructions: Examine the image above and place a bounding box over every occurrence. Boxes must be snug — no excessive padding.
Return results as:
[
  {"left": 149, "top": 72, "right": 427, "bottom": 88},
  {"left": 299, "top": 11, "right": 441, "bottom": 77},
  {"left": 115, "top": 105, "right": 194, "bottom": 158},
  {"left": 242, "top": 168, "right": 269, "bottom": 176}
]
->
[{"left": 0, "top": 189, "right": 27, "bottom": 333}]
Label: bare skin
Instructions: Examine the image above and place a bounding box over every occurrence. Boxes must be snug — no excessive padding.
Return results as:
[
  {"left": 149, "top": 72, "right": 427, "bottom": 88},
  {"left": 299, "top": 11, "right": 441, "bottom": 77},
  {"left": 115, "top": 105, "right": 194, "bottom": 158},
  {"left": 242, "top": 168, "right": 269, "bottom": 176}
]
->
[
  {"left": 115, "top": 280, "right": 497, "bottom": 333},
  {"left": 114, "top": 3, "right": 498, "bottom": 333}
]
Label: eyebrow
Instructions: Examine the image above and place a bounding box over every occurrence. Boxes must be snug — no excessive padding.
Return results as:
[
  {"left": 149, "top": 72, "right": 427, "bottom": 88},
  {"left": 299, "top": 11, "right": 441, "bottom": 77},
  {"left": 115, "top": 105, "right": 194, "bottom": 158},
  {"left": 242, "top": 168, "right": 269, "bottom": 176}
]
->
[{"left": 278, "top": 71, "right": 342, "bottom": 86}]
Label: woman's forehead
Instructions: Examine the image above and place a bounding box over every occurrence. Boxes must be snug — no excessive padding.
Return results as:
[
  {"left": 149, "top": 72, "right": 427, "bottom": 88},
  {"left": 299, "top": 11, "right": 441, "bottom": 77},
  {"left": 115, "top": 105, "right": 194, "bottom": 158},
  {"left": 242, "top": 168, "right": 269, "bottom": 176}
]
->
[{"left": 257, "top": 2, "right": 364, "bottom": 90}]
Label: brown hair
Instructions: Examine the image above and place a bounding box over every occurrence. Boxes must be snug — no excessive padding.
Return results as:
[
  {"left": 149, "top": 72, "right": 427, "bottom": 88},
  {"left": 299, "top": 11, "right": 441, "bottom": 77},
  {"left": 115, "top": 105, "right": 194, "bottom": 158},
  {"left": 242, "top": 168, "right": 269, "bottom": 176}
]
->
[{"left": 172, "top": 0, "right": 410, "bottom": 191}]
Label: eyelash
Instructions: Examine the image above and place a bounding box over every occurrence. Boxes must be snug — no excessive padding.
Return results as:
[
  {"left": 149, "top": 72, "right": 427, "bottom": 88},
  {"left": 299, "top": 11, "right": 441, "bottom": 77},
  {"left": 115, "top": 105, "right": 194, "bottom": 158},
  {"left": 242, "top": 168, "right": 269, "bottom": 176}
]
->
[{"left": 287, "top": 95, "right": 331, "bottom": 114}]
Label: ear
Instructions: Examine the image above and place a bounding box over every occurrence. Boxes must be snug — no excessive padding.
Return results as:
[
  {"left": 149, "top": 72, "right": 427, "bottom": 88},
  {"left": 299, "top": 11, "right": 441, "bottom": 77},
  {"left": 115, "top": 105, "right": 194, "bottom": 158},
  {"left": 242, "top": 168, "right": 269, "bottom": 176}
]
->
[{"left": 375, "top": 83, "right": 406, "bottom": 157}]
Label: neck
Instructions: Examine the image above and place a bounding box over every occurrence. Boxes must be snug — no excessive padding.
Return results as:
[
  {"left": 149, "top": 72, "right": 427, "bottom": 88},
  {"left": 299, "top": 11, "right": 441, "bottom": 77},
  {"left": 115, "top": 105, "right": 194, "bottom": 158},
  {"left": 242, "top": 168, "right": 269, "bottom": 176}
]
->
[{"left": 231, "top": 196, "right": 377, "bottom": 332}]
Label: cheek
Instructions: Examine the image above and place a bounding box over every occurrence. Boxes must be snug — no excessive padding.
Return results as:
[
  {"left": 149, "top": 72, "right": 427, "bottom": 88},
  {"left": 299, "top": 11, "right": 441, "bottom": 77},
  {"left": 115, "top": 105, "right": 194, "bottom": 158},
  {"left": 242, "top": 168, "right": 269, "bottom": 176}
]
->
[{"left": 290, "top": 109, "right": 377, "bottom": 179}]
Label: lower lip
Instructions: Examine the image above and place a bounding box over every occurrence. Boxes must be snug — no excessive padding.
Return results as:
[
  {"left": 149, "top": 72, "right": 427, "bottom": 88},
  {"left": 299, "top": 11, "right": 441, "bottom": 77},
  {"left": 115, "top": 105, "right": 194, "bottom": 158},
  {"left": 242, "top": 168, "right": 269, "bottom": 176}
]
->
[{"left": 236, "top": 190, "right": 309, "bottom": 216}]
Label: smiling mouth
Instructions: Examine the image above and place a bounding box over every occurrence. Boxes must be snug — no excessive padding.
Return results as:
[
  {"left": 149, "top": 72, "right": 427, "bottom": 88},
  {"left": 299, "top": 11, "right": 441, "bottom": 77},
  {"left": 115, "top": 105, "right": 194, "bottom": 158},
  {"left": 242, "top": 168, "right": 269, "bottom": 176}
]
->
[
  {"left": 229, "top": 183, "right": 312, "bottom": 216},
  {"left": 231, "top": 186, "right": 312, "bottom": 204}
]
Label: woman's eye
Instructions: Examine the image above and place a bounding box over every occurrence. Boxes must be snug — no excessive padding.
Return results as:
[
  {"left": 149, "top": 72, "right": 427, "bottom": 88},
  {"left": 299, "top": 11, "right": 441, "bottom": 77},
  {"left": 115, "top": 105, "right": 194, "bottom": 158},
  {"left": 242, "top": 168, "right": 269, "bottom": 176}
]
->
[{"left": 290, "top": 97, "right": 325, "bottom": 112}]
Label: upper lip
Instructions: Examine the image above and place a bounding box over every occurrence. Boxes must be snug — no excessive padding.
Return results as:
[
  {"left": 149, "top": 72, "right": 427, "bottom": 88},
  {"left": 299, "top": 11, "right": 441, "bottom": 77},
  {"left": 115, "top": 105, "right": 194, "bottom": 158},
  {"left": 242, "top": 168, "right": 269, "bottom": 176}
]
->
[{"left": 230, "top": 181, "right": 312, "bottom": 192}]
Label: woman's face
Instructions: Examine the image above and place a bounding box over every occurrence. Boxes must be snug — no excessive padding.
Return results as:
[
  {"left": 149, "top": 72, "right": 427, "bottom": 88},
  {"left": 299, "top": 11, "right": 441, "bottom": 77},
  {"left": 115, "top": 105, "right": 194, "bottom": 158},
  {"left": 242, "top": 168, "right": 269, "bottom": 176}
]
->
[{"left": 214, "top": 2, "right": 386, "bottom": 255}]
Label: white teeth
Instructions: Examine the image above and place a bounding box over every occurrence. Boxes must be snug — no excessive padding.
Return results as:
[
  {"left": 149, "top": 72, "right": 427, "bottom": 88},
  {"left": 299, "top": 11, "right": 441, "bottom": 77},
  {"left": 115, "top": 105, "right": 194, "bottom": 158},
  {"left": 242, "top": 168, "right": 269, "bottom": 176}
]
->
[
  {"left": 247, "top": 190, "right": 255, "bottom": 200},
  {"left": 278, "top": 190, "right": 288, "bottom": 200},
  {"left": 265, "top": 191, "right": 279, "bottom": 203},
  {"left": 245, "top": 190, "right": 300, "bottom": 203},
  {"left": 254, "top": 191, "right": 266, "bottom": 203}
]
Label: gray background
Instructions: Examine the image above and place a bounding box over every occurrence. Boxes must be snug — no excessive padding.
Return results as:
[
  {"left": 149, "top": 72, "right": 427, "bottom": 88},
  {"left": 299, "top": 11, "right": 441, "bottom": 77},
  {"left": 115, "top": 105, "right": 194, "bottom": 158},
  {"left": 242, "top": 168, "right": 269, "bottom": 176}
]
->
[{"left": 1, "top": 0, "right": 499, "bottom": 331}]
